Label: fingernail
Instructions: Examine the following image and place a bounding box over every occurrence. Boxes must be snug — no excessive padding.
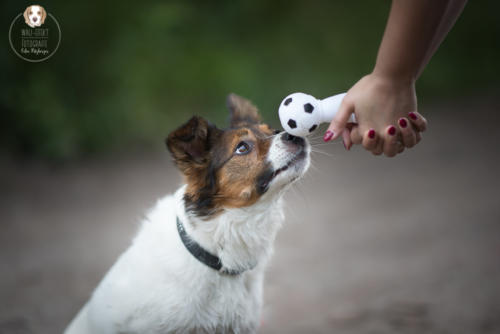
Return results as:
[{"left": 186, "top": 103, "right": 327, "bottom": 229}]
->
[
  {"left": 399, "top": 118, "right": 408, "bottom": 128},
  {"left": 409, "top": 112, "right": 417, "bottom": 120},
  {"left": 388, "top": 126, "right": 396, "bottom": 136},
  {"left": 368, "top": 129, "right": 376, "bottom": 139},
  {"left": 323, "top": 130, "right": 334, "bottom": 142}
]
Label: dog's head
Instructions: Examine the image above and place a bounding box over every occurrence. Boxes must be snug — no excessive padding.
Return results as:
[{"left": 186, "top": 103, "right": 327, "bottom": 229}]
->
[
  {"left": 24, "top": 5, "right": 47, "bottom": 28},
  {"left": 167, "top": 94, "right": 310, "bottom": 218}
]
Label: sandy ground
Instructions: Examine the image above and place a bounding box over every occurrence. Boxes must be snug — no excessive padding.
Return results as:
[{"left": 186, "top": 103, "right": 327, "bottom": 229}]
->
[{"left": 1, "top": 98, "right": 499, "bottom": 334}]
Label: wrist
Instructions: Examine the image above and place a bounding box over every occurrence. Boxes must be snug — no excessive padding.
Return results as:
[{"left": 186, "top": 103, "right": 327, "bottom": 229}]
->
[{"left": 371, "top": 67, "right": 416, "bottom": 87}]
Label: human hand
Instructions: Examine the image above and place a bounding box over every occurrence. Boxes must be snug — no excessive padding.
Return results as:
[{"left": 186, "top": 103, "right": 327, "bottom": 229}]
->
[{"left": 324, "top": 73, "right": 427, "bottom": 157}]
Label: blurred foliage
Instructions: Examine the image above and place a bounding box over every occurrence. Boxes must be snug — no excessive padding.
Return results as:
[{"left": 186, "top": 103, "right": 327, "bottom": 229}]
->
[{"left": 0, "top": 0, "right": 499, "bottom": 160}]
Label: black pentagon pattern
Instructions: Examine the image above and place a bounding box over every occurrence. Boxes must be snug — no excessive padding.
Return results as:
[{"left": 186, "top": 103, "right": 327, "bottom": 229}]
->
[
  {"left": 304, "top": 103, "right": 314, "bottom": 113},
  {"left": 287, "top": 119, "right": 297, "bottom": 129},
  {"left": 284, "top": 97, "right": 293, "bottom": 106},
  {"left": 309, "top": 124, "right": 317, "bottom": 133}
]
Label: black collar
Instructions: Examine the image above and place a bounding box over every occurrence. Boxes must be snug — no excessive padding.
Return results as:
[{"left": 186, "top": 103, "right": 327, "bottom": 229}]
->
[{"left": 176, "top": 216, "right": 244, "bottom": 276}]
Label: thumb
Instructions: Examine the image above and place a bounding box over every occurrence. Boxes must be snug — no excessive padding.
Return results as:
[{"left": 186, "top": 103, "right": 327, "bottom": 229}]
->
[{"left": 325, "top": 99, "right": 354, "bottom": 141}]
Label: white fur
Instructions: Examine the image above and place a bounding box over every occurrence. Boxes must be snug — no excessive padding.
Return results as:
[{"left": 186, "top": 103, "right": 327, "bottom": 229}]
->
[
  {"left": 25, "top": 5, "right": 45, "bottom": 28},
  {"left": 65, "top": 134, "right": 310, "bottom": 334}
]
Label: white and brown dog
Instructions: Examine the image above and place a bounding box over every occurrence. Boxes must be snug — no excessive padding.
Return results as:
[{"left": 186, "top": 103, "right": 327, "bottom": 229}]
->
[
  {"left": 64, "top": 94, "right": 310, "bottom": 334},
  {"left": 24, "top": 5, "right": 47, "bottom": 28}
]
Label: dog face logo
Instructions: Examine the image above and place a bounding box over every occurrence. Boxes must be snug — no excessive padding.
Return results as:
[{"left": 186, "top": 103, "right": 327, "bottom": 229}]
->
[
  {"left": 9, "top": 4, "right": 61, "bottom": 62},
  {"left": 23, "top": 5, "right": 47, "bottom": 28}
]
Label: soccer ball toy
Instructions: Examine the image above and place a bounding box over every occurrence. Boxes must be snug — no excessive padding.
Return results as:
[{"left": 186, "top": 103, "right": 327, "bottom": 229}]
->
[{"left": 279, "top": 92, "right": 357, "bottom": 137}]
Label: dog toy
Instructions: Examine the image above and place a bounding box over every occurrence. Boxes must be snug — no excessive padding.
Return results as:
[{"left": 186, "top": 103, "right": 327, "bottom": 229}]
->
[{"left": 279, "top": 92, "right": 357, "bottom": 137}]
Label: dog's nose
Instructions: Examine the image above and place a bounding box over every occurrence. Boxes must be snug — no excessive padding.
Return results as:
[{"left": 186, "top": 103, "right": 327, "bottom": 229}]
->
[
  {"left": 281, "top": 133, "right": 305, "bottom": 146},
  {"left": 33, "top": 17, "right": 37, "bottom": 22}
]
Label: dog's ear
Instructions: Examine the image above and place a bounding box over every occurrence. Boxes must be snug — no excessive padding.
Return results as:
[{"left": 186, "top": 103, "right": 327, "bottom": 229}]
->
[
  {"left": 227, "top": 93, "right": 261, "bottom": 127},
  {"left": 166, "top": 116, "right": 222, "bottom": 173},
  {"left": 40, "top": 6, "right": 47, "bottom": 24},
  {"left": 23, "top": 6, "right": 30, "bottom": 24}
]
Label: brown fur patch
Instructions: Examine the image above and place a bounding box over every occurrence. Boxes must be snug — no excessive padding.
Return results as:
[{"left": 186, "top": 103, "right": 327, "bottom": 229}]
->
[
  {"left": 213, "top": 126, "right": 273, "bottom": 209},
  {"left": 227, "top": 93, "right": 261, "bottom": 127},
  {"left": 167, "top": 95, "right": 277, "bottom": 218}
]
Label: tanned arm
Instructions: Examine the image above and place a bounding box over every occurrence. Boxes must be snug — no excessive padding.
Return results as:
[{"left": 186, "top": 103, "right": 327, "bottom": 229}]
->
[{"left": 325, "top": 0, "right": 467, "bottom": 157}]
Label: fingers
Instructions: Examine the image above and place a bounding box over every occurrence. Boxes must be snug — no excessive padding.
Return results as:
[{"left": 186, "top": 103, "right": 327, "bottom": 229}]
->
[
  {"left": 371, "top": 139, "right": 384, "bottom": 156},
  {"left": 416, "top": 131, "right": 422, "bottom": 144},
  {"left": 350, "top": 126, "right": 363, "bottom": 145},
  {"left": 325, "top": 99, "right": 355, "bottom": 141},
  {"left": 397, "top": 142, "right": 405, "bottom": 154},
  {"left": 359, "top": 128, "right": 394, "bottom": 156},
  {"left": 362, "top": 129, "right": 378, "bottom": 152},
  {"left": 398, "top": 117, "right": 417, "bottom": 148},
  {"left": 342, "top": 128, "right": 352, "bottom": 151},
  {"left": 347, "top": 113, "right": 426, "bottom": 157},
  {"left": 363, "top": 123, "right": 418, "bottom": 157},
  {"left": 382, "top": 126, "right": 399, "bottom": 157},
  {"left": 408, "top": 112, "right": 427, "bottom": 132}
]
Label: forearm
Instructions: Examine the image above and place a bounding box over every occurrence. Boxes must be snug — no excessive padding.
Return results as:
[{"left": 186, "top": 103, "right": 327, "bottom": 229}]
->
[
  {"left": 373, "top": 0, "right": 454, "bottom": 83},
  {"left": 417, "top": 0, "right": 467, "bottom": 78}
]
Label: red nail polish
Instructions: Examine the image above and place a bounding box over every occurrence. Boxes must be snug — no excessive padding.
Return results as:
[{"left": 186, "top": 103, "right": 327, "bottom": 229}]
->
[
  {"left": 399, "top": 118, "right": 408, "bottom": 128},
  {"left": 388, "top": 126, "right": 396, "bottom": 136},
  {"left": 368, "top": 129, "right": 376, "bottom": 139},
  {"left": 323, "top": 130, "right": 334, "bottom": 142},
  {"left": 409, "top": 112, "right": 417, "bottom": 120}
]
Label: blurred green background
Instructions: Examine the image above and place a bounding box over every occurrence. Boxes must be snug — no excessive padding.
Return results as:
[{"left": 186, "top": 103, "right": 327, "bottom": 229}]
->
[{"left": 1, "top": 0, "right": 498, "bottom": 161}]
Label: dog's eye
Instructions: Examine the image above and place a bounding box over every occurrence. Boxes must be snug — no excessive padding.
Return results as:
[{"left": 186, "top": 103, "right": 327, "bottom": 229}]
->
[
  {"left": 38, "top": 11, "right": 41, "bottom": 15},
  {"left": 273, "top": 129, "right": 281, "bottom": 135},
  {"left": 235, "top": 141, "right": 251, "bottom": 155}
]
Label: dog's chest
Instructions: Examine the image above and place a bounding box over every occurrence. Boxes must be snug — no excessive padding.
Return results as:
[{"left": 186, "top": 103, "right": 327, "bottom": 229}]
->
[
  {"left": 87, "top": 190, "right": 284, "bottom": 333},
  {"left": 171, "top": 273, "right": 262, "bottom": 331},
  {"left": 109, "top": 267, "right": 263, "bottom": 333},
  {"left": 88, "top": 197, "right": 266, "bottom": 333}
]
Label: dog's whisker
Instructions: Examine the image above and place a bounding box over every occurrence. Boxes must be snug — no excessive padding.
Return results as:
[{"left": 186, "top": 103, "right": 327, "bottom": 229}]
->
[
  {"left": 310, "top": 145, "right": 336, "bottom": 154},
  {"left": 310, "top": 140, "right": 343, "bottom": 147},
  {"left": 307, "top": 162, "right": 320, "bottom": 174},
  {"left": 310, "top": 150, "right": 336, "bottom": 158}
]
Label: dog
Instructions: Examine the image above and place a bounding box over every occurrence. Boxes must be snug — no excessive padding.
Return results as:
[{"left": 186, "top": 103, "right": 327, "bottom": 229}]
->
[
  {"left": 23, "top": 5, "right": 47, "bottom": 28},
  {"left": 64, "top": 94, "right": 310, "bottom": 334}
]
